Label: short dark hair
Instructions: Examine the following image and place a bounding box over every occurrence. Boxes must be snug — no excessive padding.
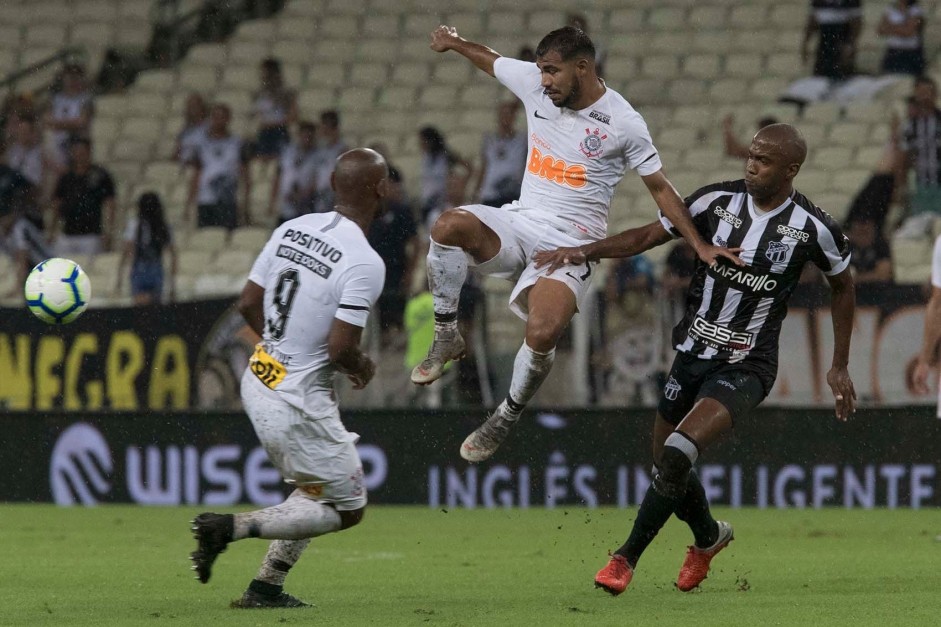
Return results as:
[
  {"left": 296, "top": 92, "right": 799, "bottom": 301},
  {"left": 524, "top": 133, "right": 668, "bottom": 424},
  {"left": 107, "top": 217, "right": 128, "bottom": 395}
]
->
[
  {"left": 69, "top": 136, "right": 91, "bottom": 150},
  {"left": 297, "top": 120, "right": 316, "bottom": 133},
  {"left": 535, "top": 26, "right": 595, "bottom": 62},
  {"left": 320, "top": 109, "right": 340, "bottom": 129},
  {"left": 261, "top": 57, "right": 281, "bottom": 73}
]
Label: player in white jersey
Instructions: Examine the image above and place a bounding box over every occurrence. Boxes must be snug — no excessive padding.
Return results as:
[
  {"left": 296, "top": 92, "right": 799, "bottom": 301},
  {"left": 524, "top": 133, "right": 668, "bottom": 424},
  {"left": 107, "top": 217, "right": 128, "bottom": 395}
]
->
[
  {"left": 189, "top": 148, "right": 388, "bottom": 609},
  {"left": 412, "top": 25, "right": 742, "bottom": 462},
  {"left": 911, "top": 234, "right": 941, "bottom": 415}
]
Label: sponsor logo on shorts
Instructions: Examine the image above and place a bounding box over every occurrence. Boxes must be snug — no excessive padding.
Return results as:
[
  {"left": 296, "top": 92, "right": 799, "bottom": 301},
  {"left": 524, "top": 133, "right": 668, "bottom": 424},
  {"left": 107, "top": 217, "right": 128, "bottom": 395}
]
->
[
  {"left": 664, "top": 376, "right": 682, "bottom": 401},
  {"left": 765, "top": 240, "right": 792, "bottom": 264},
  {"left": 579, "top": 127, "right": 608, "bottom": 158},
  {"left": 589, "top": 110, "right": 611, "bottom": 125},
  {"left": 689, "top": 316, "right": 755, "bottom": 352},
  {"left": 716, "top": 379, "right": 737, "bottom": 391},
  {"left": 527, "top": 146, "right": 588, "bottom": 189},
  {"left": 714, "top": 205, "right": 743, "bottom": 228},
  {"left": 777, "top": 224, "right": 810, "bottom": 242}
]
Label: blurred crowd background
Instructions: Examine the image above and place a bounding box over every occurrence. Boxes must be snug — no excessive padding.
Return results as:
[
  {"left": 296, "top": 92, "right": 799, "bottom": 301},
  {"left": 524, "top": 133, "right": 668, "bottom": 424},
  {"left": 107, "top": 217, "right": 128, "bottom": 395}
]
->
[{"left": 0, "top": 0, "right": 939, "bottom": 409}]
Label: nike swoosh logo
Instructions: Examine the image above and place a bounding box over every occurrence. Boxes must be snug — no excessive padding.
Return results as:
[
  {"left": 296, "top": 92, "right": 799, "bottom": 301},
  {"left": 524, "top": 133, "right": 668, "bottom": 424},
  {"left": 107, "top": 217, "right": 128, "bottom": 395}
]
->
[{"left": 534, "top": 110, "right": 549, "bottom": 119}]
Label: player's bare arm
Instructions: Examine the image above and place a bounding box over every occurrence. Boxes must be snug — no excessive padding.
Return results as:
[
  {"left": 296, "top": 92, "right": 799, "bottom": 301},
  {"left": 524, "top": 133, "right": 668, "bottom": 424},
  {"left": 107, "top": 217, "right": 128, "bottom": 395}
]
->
[
  {"left": 430, "top": 25, "right": 500, "bottom": 77},
  {"left": 642, "top": 170, "right": 744, "bottom": 267},
  {"left": 912, "top": 285, "right": 941, "bottom": 394},
  {"left": 237, "top": 280, "right": 265, "bottom": 337},
  {"left": 328, "top": 319, "right": 375, "bottom": 390},
  {"left": 532, "top": 221, "right": 675, "bottom": 275},
  {"left": 825, "top": 268, "right": 857, "bottom": 421}
]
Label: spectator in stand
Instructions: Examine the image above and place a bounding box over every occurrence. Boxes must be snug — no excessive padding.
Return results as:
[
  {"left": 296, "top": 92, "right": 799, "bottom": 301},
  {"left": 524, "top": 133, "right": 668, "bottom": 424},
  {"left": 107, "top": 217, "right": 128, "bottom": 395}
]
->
[
  {"left": 722, "top": 115, "right": 779, "bottom": 160},
  {"left": 1, "top": 93, "right": 36, "bottom": 146},
  {"left": 0, "top": 199, "right": 52, "bottom": 300},
  {"left": 846, "top": 216, "right": 893, "bottom": 283},
  {"left": 45, "top": 63, "right": 94, "bottom": 166},
  {"left": 175, "top": 93, "right": 209, "bottom": 165},
  {"left": 117, "top": 192, "right": 178, "bottom": 305},
  {"left": 517, "top": 46, "right": 536, "bottom": 63},
  {"left": 95, "top": 48, "right": 136, "bottom": 94},
  {"left": 5, "top": 114, "right": 56, "bottom": 195},
  {"left": 567, "top": 13, "right": 606, "bottom": 77},
  {"left": 473, "top": 101, "right": 527, "bottom": 208},
  {"left": 252, "top": 58, "right": 297, "bottom": 161},
  {"left": 898, "top": 77, "right": 941, "bottom": 221},
  {"left": 802, "top": 0, "right": 863, "bottom": 79},
  {"left": 845, "top": 111, "right": 903, "bottom": 234},
  {"left": 268, "top": 120, "right": 319, "bottom": 224},
  {"left": 878, "top": 0, "right": 926, "bottom": 76},
  {"left": 417, "top": 125, "right": 473, "bottom": 229},
  {"left": 368, "top": 167, "right": 420, "bottom": 346},
  {"left": 311, "top": 109, "right": 347, "bottom": 213},
  {"left": 185, "top": 103, "right": 251, "bottom": 229},
  {"left": 50, "top": 137, "right": 115, "bottom": 256}
]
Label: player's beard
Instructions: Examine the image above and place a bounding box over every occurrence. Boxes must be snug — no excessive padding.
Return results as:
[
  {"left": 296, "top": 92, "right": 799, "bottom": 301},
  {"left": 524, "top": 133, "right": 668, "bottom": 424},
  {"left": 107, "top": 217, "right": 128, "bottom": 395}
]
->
[{"left": 553, "top": 78, "right": 580, "bottom": 109}]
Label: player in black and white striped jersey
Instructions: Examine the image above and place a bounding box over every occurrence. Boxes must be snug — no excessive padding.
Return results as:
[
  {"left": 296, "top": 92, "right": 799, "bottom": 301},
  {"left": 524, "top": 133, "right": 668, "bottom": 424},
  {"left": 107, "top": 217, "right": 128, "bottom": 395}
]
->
[{"left": 535, "top": 123, "right": 858, "bottom": 594}]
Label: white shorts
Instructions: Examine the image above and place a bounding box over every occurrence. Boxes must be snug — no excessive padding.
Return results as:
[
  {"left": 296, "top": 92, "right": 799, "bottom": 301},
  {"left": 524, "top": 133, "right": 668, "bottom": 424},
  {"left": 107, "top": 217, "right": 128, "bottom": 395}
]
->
[
  {"left": 241, "top": 371, "right": 366, "bottom": 510},
  {"left": 463, "top": 203, "right": 597, "bottom": 320}
]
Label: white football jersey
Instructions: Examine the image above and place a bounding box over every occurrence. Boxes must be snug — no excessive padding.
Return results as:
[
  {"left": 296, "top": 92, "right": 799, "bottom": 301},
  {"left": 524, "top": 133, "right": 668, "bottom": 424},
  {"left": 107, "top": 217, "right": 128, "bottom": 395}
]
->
[
  {"left": 493, "top": 57, "right": 662, "bottom": 241},
  {"left": 247, "top": 212, "right": 385, "bottom": 418}
]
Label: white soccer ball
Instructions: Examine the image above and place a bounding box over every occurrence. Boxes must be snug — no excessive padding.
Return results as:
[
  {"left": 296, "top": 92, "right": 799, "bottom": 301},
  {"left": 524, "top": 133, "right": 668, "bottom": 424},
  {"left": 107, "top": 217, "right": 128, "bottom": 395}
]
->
[{"left": 24, "top": 257, "right": 92, "bottom": 325}]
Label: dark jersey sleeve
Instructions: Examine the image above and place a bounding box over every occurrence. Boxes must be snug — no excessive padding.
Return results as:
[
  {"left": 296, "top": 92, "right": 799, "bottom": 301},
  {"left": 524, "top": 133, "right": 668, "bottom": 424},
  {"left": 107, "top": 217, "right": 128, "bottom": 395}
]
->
[
  {"left": 658, "top": 180, "right": 741, "bottom": 240},
  {"left": 810, "top": 209, "right": 852, "bottom": 276}
]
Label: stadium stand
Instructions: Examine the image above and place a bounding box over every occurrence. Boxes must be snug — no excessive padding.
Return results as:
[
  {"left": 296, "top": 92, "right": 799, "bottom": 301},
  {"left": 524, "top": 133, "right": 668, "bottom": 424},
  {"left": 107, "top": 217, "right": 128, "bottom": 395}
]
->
[{"left": 1, "top": 0, "right": 939, "bottom": 405}]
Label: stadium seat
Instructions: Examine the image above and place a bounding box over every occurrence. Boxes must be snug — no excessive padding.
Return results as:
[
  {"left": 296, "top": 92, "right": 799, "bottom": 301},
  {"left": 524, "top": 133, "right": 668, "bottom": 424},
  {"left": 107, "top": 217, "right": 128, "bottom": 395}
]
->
[
  {"left": 483, "top": 12, "right": 527, "bottom": 36},
  {"left": 647, "top": 7, "right": 687, "bottom": 29},
  {"left": 237, "top": 19, "right": 278, "bottom": 42},
  {"left": 350, "top": 62, "right": 391, "bottom": 87},
  {"left": 668, "top": 79, "right": 707, "bottom": 104},
  {"left": 641, "top": 55, "right": 680, "bottom": 79},
  {"left": 390, "top": 62, "right": 430, "bottom": 86},
  {"left": 356, "top": 38, "right": 399, "bottom": 62},
  {"left": 725, "top": 55, "right": 765, "bottom": 79},
  {"left": 188, "top": 43, "right": 228, "bottom": 67},
  {"left": 683, "top": 54, "right": 721, "bottom": 79},
  {"left": 178, "top": 66, "right": 220, "bottom": 91},
  {"left": 828, "top": 123, "right": 871, "bottom": 148},
  {"left": 209, "top": 250, "right": 256, "bottom": 276},
  {"left": 186, "top": 227, "right": 230, "bottom": 254},
  {"left": 689, "top": 5, "right": 728, "bottom": 28},
  {"left": 230, "top": 227, "right": 271, "bottom": 252}
]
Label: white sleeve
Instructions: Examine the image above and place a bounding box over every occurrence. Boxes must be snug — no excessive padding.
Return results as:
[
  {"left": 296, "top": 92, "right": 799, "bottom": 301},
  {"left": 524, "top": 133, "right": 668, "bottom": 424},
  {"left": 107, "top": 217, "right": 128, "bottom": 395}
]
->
[
  {"left": 931, "top": 236, "right": 941, "bottom": 288},
  {"left": 248, "top": 234, "right": 279, "bottom": 288},
  {"left": 493, "top": 57, "right": 541, "bottom": 101},
  {"left": 335, "top": 258, "right": 386, "bottom": 328},
  {"left": 620, "top": 112, "right": 662, "bottom": 177}
]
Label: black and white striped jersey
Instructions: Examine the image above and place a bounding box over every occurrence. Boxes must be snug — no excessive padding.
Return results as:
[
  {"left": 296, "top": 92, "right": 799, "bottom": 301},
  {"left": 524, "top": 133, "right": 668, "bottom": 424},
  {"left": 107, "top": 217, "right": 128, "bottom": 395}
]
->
[
  {"left": 1, "top": 216, "right": 51, "bottom": 267},
  {"left": 900, "top": 108, "right": 941, "bottom": 187},
  {"left": 658, "top": 179, "right": 850, "bottom": 373}
]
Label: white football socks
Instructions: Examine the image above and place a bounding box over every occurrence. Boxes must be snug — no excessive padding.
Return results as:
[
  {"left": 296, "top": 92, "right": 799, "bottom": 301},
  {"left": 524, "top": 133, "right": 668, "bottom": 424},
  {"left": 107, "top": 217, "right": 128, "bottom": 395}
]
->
[
  {"left": 233, "top": 489, "right": 342, "bottom": 541},
  {"left": 427, "top": 239, "right": 467, "bottom": 325},
  {"left": 255, "top": 539, "right": 311, "bottom": 586},
  {"left": 505, "top": 342, "right": 556, "bottom": 417}
]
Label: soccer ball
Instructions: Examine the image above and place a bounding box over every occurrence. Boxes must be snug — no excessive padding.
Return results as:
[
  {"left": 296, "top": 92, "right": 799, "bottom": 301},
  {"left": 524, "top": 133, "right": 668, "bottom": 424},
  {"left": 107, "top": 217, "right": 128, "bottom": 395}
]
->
[{"left": 24, "top": 258, "right": 92, "bottom": 324}]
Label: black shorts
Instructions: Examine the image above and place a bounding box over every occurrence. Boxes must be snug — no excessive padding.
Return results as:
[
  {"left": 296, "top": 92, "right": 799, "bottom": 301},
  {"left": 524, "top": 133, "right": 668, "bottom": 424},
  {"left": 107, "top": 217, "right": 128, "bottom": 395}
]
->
[{"left": 657, "top": 352, "right": 772, "bottom": 426}]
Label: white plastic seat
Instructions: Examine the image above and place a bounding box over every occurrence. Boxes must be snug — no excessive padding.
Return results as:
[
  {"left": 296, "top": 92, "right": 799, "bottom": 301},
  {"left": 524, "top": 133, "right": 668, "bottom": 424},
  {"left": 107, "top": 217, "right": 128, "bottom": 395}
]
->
[{"left": 187, "top": 227, "right": 230, "bottom": 253}]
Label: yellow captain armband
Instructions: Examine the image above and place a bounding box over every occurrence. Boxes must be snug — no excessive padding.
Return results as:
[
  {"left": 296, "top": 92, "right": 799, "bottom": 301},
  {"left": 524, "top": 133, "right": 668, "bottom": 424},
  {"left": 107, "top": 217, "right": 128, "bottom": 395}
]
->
[{"left": 250, "top": 343, "right": 287, "bottom": 390}]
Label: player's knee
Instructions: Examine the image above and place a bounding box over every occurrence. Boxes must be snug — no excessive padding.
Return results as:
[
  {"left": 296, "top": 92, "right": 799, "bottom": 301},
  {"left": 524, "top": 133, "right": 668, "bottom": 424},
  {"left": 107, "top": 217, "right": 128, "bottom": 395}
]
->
[
  {"left": 652, "top": 432, "right": 699, "bottom": 499},
  {"left": 338, "top": 506, "right": 365, "bottom": 530},
  {"left": 525, "top": 318, "right": 565, "bottom": 353},
  {"left": 430, "top": 208, "right": 475, "bottom": 247}
]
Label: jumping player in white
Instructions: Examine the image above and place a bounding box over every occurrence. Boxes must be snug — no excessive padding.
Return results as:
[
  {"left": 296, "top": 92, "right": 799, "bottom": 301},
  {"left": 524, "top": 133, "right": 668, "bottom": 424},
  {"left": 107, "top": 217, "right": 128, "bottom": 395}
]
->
[
  {"left": 412, "top": 25, "right": 741, "bottom": 462},
  {"left": 189, "top": 148, "right": 388, "bottom": 608}
]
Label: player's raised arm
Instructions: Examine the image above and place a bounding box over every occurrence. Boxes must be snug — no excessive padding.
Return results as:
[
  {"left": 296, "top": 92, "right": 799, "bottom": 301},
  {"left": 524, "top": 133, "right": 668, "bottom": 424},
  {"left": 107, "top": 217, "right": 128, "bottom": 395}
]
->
[
  {"left": 532, "top": 221, "right": 674, "bottom": 275},
  {"left": 642, "top": 170, "right": 743, "bottom": 267},
  {"left": 430, "top": 25, "right": 500, "bottom": 77},
  {"left": 824, "top": 268, "right": 857, "bottom": 421}
]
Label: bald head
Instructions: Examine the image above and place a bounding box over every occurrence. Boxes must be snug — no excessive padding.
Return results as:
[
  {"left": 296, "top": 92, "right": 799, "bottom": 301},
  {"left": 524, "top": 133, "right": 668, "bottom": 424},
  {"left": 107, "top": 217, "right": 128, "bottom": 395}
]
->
[
  {"left": 333, "top": 148, "right": 388, "bottom": 195},
  {"left": 330, "top": 148, "right": 389, "bottom": 228},
  {"left": 752, "top": 123, "right": 807, "bottom": 166}
]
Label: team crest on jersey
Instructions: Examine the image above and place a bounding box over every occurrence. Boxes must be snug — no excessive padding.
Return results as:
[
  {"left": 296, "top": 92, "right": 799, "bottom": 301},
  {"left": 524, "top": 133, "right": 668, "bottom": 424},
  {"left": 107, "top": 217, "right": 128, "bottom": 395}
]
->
[
  {"left": 765, "top": 240, "right": 791, "bottom": 264},
  {"left": 664, "top": 376, "right": 682, "bottom": 401},
  {"left": 580, "top": 127, "right": 608, "bottom": 158}
]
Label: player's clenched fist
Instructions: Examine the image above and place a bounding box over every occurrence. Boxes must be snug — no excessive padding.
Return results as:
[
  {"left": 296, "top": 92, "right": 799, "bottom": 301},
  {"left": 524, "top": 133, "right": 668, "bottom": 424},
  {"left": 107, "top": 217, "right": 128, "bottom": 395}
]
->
[{"left": 430, "top": 25, "right": 460, "bottom": 52}]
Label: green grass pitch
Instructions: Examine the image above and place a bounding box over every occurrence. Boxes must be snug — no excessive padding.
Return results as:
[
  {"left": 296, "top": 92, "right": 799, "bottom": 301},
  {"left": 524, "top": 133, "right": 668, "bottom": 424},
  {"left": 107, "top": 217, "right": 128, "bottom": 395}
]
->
[{"left": 3, "top": 505, "right": 939, "bottom": 626}]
